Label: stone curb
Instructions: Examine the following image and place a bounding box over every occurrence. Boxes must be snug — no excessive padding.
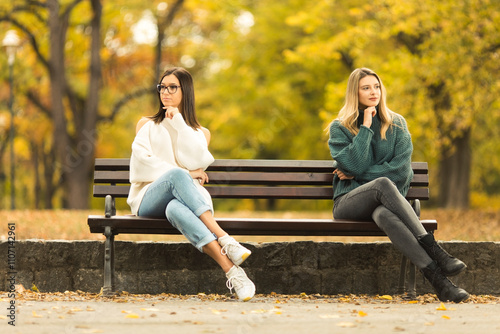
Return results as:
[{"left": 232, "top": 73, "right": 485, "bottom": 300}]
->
[{"left": 1, "top": 240, "right": 499, "bottom": 295}]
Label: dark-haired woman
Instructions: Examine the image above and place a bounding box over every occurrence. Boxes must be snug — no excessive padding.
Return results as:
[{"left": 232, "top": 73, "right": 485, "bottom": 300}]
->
[{"left": 127, "top": 67, "right": 255, "bottom": 301}]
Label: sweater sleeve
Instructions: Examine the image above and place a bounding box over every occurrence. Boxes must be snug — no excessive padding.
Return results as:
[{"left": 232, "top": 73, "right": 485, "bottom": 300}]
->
[
  {"left": 328, "top": 120, "right": 374, "bottom": 177},
  {"left": 169, "top": 113, "right": 215, "bottom": 170},
  {"left": 129, "top": 123, "right": 177, "bottom": 183}
]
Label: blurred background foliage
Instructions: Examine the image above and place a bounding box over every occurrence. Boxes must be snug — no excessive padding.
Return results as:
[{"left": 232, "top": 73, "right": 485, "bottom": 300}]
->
[{"left": 0, "top": 0, "right": 499, "bottom": 211}]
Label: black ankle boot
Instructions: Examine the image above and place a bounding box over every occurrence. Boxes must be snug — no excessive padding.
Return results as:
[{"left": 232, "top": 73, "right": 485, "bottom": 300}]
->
[
  {"left": 418, "top": 233, "right": 466, "bottom": 276},
  {"left": 421, "top": 261, "right": 469, "bottom": 303}
]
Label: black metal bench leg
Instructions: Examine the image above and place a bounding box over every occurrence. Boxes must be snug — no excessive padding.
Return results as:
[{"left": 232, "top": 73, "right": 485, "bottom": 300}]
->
[
  {"left": 408, "top": 262, "right": 417, "bottom": 300},
  {"left": 398, "top": 255, "right": 407, "bottom": 294},
  {"left": 398, "top": 256, "right": 417, "bottom": 299},
  {"left": 103, "top": 226, "right": 116, "bottom": 296}
]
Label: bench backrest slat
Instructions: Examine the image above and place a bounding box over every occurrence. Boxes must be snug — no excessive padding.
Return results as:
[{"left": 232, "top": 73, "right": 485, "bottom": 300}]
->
[
  {"left": 94, "top": 158, "right": 429, "bottom": 173},
  {"left": 92, "top": 159, "right": 430, "bottom": 201},
  {"left": 92, "top": 184, "right": 428, "bottom": 200},
  {"left": 94, "top": 170, "right": 429, "bottom": 187}
]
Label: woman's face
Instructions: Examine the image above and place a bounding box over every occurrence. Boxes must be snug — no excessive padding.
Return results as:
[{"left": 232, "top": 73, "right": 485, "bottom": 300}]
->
[
  {"left": 358, "top": 75, "right": 380, "bottom": 109},
  {"left": 159, "top": 74, "right": 183, "bottom": 109}
]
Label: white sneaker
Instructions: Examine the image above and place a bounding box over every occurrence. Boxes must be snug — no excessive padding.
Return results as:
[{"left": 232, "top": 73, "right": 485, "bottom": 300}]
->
[
  {"left": 226, "top": 265, "right": 255, "bottom": 301},
  {"left": 219, "top": 235, "right": 251, "bottom": 266}
]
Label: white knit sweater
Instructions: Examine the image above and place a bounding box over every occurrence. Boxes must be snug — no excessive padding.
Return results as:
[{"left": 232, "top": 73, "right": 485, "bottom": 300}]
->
[{"left": 127, "top": 113, "right": 215, "bottom": 215}]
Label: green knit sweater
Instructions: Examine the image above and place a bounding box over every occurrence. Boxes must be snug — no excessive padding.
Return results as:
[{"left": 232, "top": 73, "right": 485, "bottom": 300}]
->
[{"left": 328, "top": 111, "right": 414, "bottom": 200}]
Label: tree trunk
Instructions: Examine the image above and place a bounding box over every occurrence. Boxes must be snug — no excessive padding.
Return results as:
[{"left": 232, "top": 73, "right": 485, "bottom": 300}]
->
[
  {"left": 438, "top": 128, "right": 471, "bottom": 208},
  {"left": 47, "top": 0, "right": 71, "bottom": 192},
  {"left": 428, "top": 81, "right": 471, "bottom": 209},
  {"left": 46, "top": 0, "right": 101, "bottom": 209},
  {"left": 43, "top": 148, "right": 56, "bottom": 209},
  {"left": 64, "top": 162, "right": 93, "bottom": 209},
  {"left": 31, "top": 141, "right": 41, "bottom": 209},
  {"left": 155, "top": 0, "right": 184, "bottom": 81},
  {"left": 62, "top": 0, "right": 102, "bottom": 209}
]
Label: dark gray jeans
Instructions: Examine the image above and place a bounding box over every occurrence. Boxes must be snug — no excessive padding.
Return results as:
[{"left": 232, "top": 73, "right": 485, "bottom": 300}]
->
[{"left": 333, "top": 177, "right": 432, "bottom": 269}]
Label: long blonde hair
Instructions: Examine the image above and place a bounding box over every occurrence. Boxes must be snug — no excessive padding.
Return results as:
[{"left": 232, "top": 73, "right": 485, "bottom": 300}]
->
[{"left": 336, "top": 68, "right": 393, "bottom": 139}]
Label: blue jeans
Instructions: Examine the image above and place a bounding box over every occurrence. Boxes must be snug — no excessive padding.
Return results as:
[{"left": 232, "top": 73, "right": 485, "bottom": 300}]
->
[
  {"left": 137, "top": 168, "right": 216, "bottom": 252},
  {"left": 333, "top": 177, "right": 432, "bottom": 269}
]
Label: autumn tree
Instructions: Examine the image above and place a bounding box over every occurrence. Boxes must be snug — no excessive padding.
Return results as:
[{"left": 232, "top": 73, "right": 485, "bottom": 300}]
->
[
  {"left": 1, "top": 0, "right": 102, "bottom": 209},
  {"left": 1, "top": 0, "right": 498, "bottom": 210},
  {"left": 282, "top": 0, "right": 500, "bottom": 208},
  {"left": 0, "top": 0, "right": 192, "bottom": 209},
  {"left": 195, "top": 0, "right": 344, "bottom": 162}
]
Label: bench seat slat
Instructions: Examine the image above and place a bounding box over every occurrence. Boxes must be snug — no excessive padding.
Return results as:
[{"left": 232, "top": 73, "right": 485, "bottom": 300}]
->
[{"left": 88, "top": 215, "right": 437, "bottom": 236}]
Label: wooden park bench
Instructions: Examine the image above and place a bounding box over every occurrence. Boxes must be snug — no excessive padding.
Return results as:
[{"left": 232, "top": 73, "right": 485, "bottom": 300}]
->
[{"left": 88, "top": 158, "right": 437, "bottom": 297}]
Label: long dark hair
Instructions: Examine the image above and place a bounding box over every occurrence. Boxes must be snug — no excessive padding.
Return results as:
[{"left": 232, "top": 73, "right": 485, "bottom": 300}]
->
[{"left": 149, "top": 67, "right": 200, "bottom": 129}]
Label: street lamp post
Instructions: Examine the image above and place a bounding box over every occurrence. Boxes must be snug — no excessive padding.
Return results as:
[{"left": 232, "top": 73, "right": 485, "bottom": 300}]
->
[{"left": 3, "top": 30, "right": 20, "bottom": 210}]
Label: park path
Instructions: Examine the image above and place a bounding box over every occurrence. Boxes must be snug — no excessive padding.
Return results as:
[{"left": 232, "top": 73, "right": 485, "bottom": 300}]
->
[{"left": 2, "top": 292, "right": 500, "bottom": 333}]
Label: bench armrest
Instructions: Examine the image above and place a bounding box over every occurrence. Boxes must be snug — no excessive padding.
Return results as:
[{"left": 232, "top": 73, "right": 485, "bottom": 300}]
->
[
  {"left": 411, "top": 199, "right": 421, "bottom": 218},
  {"left": 105, "top": 195, "right": 116, "bottom": 218}
]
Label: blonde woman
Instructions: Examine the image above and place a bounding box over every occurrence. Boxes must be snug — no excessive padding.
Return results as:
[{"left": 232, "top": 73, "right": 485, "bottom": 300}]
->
[{"left": 328, "top": 68, "right": 468, "bottom": 303}]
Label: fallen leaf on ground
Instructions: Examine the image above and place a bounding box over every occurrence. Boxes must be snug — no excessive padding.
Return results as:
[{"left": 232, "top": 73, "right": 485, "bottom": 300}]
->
[
  {"left": 2, "top": 291, "right": 500, "bottom": 305},
  {"left": 125, "top": 313, "right": 140, "bottom": 319},
  {"left": 436, "top": 303, "right": 447, "bottom": 311},
  {"left": 379, "top": 295, "right": 393, "bottom": 300}
]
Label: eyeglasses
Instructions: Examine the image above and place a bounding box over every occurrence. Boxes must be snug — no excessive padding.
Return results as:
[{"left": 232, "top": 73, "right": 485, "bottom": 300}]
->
[{"left": 156, "top": 84, "right": 181, "bottom": 94}]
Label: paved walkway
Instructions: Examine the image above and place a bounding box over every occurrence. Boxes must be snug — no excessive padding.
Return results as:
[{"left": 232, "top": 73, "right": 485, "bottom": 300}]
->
[{"left": 2, "top": 293, "right": 500, "bottom": 334}]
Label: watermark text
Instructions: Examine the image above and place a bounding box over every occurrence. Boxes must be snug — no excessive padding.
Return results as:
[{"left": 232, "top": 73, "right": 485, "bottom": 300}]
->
[{"left": 6, "top": 222, "right": 16, "bottom": 326}]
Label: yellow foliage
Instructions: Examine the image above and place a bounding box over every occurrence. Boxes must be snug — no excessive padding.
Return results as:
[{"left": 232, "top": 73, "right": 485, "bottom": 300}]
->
[{"left": 2, "top": 0, "right": 499, "bottom": 209}]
